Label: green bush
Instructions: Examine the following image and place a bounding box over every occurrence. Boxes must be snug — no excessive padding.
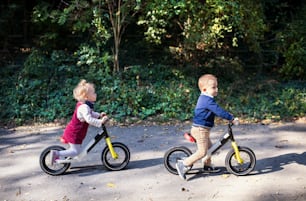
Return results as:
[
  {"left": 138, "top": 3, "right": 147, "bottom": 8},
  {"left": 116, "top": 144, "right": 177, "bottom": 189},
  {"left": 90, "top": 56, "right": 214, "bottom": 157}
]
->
[
  {"left": 227, "top": 79, "right": 306, "bottom": 121},
  {"left": 13, "top": 49, "right": 79, "bottom": 123},
  {"left": 1, "top": 49, "right": 305, "bottom": 126},
  {"left": 96, "top": 65, "right": 197, "bottom": 121},
  {"left": 276, "top": 5, "right": 306, "bottom": 80},
  {"left": 279, "top": 40, "right": 306, "bottom": 79}
]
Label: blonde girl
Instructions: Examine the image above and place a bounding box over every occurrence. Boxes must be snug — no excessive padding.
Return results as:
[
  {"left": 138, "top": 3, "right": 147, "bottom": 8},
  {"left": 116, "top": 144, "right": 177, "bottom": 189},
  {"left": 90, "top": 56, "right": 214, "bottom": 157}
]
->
[{"left": 50, "top": 79, "right": 108, "bottom": 164}]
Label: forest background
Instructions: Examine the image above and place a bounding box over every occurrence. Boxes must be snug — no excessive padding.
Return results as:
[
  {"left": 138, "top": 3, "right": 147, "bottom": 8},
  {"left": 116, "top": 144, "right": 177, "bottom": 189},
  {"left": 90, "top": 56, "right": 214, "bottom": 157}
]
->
[{"left": 0, "top": 0, "right": 305, "bottom": 127}]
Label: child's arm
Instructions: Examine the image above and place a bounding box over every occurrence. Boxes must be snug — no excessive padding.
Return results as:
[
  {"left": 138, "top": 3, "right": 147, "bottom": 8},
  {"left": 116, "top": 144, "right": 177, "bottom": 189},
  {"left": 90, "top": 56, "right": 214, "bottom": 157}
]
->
[
  {"left": 91, "top": 111, "right": 101, "bottom": 119},
  {"left": 77, "top": 105, "right": 107, "bottom": 127},
  {"left": 207, "top": 98, "right": 234, "bottom": 120},
  {"left": 91, "top": 111, "right": 107, "bottom": 119}
]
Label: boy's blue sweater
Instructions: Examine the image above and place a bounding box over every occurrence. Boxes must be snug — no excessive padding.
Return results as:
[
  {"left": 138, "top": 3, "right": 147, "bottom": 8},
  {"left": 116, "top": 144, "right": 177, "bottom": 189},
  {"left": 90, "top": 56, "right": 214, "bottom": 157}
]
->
[{"left": 193, "top": 94, "right": 234, "bottom": 128}]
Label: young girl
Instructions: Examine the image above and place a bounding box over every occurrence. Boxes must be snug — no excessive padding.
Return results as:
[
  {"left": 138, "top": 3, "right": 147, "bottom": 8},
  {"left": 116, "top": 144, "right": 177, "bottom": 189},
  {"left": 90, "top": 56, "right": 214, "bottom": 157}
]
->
[{"left": 50, "top": 79, "right": 108, "bottom": 165}]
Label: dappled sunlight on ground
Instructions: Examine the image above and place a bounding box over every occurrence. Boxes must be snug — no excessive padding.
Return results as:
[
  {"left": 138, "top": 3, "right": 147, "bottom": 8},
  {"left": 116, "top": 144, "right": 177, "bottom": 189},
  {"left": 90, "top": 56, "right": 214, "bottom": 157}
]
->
[{"left": 0, "top": 122, "right": 305, "bottom": 201}]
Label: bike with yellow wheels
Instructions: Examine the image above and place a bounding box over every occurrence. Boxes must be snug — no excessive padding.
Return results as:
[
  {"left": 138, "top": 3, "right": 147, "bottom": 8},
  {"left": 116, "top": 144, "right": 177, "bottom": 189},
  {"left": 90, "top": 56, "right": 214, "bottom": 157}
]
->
[
  {"left": 164, "top": 122, "right": 256, "bottom": 176},
  {"left": 39, "top": 123, "right": 130, "bottom": 176}
]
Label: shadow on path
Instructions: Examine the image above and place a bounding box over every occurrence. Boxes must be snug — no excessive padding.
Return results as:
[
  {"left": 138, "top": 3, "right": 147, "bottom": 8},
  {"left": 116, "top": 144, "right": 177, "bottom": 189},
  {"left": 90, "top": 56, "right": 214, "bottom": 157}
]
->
[
  {"left": 254, "top": 151, "right": 306, "bottom": 175},
  {"left": 186, "top": 166, "right": 228, "bottom": 181},
  {"left": 62, "top": 158, "right": 163, "bottom": 176},
  {"left": 184, "top": 152, "right": 306, "bottom": 181}
]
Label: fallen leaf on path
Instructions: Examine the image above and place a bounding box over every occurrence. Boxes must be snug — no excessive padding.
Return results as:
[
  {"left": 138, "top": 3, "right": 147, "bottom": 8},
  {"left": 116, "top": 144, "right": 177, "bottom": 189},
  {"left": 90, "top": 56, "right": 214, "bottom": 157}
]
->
[
  {"left": 16, "top": 187, "right": 21, "bottom": 196},
  {"left": 107, "top": 182, "right": 116, "bottom": 188},
  {"left": 222, "top": 174, "right": 230, "bottom": 178}
]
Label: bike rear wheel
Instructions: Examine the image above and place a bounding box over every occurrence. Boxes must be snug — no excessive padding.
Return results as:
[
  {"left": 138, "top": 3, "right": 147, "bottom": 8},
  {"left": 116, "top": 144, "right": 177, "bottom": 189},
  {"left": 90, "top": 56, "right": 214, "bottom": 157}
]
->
[
  {"left": 101, "top": 142, "right": 130, "bottom": 171},
  {"left": 163, "top": 146, "right": 192, "bottom": 175},
  {"left": 225, "top": 146, "right": 256, "bottom": 176},
  {"left": 39, "top": 145, "right": 70, "bottom": 176}
]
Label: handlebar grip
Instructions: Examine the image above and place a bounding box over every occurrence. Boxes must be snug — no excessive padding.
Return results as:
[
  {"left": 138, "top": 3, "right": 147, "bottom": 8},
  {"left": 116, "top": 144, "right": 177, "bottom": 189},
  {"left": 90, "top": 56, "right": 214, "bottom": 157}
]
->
[{"left": 100, "top": 116, "right": 109, "bottom": 128}]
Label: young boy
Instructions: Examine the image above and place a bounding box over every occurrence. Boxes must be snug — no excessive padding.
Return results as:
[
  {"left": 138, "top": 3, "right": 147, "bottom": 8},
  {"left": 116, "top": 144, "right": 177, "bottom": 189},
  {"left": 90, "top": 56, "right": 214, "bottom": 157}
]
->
[{"left": 176, "top": 74, "right": 235, "bottom": 180}]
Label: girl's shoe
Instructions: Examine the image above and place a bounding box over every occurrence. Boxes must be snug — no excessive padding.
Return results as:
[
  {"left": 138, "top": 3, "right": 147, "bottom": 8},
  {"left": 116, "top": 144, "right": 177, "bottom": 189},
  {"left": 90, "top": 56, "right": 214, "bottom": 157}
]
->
[{"left": 50, "top": 150, "right": 59, "bottom": 165}]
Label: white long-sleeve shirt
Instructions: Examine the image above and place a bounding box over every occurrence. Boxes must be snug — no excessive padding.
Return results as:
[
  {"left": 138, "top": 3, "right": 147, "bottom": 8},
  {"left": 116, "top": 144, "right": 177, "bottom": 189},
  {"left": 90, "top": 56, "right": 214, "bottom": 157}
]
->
[{"left": 76, "top": 104, "right": 102, "bottom": 127}]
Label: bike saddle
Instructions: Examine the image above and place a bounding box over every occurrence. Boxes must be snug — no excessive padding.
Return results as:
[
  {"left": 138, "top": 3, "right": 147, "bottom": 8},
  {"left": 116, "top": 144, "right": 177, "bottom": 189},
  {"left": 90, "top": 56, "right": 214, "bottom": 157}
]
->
[
  {"left": 184, "top": 132, "right": 196, "bottom": 143},
  {"left": 60, "top": 136, "right": 68, "bottom": 144}
]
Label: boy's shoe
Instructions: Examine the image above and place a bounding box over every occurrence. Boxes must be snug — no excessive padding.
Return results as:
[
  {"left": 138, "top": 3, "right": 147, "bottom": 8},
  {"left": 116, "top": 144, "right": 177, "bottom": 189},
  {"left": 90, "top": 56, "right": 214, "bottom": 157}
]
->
[
  {"left": 203, "top": 165, "right": 221, "bottom": 173},
  {"left": 176, "top": 160, "right": 189, "bottom": 180},
  {"left": 50, "top": 150, "right": 58, "bottom": 166}
]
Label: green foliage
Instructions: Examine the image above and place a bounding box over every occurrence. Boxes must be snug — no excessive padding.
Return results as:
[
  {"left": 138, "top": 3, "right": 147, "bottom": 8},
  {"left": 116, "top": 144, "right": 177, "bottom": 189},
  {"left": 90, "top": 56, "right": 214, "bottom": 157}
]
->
[
  {"left": 2, "top": 52, "right": 305, "bottom": 125},
  {"left": 276, "top": 5, "right": 306, "bottom": 80},
  {"left": 226, "top": 79, "right": 306, "bottom": 121},
  {"left": 279, "top": 40, "right": 306, "bottom": 79},
  {"left": 32, "top": 1, "right": 109, "bottom": 50},
  {"left": 1, "top": 1, "right": 306, "bottom": 126},
  {"left": 92, "top": 7, "right": 111, "bottom": 47},
  {"left": 12, "top": 44, "right": 114, "bottom": 124},
  {"left": 137, "top": 0, "right": 265, "bottom": 52},
  {"left": 13, "top": 49, "right": 79, "bottom": 123},
  {"left": 95, "top": 65, "right": 197, "bottom": 121},
  {"left": 135, "top": 0, "right": 268, "bottom": 79},
  {"left": 203, "top": 56, "right": 244, "bottom": 82},
  {"left": 33, "top": 1, "right": 92, "bottom": 30}
]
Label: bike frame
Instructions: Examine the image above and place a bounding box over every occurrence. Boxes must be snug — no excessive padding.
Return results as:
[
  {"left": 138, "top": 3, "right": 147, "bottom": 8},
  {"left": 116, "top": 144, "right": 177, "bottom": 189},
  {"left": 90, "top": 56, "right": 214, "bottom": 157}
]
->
[
  {"left": 55, "top": 124, "right": 118, "bottom": 164},
  {"left": 201, "top": 123, "right": 244, "bottom": 164}
]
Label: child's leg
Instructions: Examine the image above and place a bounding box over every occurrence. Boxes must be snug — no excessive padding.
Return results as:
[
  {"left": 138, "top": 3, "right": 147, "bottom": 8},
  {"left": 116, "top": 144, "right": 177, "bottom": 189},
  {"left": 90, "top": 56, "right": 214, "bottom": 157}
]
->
[
  {"left": 204, "top": 138, "right": 212, "bottom": 166},
  {"left": 184, "top": 127, "right": 210, "bottom": 166},
  {"left": 58, "top": 143, "right": 82, "bottom": 158}
]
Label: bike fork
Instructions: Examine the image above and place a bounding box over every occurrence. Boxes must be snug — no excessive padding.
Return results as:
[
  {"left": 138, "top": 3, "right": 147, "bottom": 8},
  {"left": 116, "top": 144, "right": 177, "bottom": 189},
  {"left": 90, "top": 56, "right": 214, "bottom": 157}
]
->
[
  {"left": 231, "top": 141, "right": 244, "bottom": 164},
  {"left": 106, "top": 137, "right": 118, "bottom": 159}
]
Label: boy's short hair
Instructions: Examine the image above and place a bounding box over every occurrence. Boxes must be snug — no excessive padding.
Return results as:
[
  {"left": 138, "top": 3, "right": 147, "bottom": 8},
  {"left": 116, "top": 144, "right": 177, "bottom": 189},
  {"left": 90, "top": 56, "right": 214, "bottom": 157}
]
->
[{"left": 198, "top": 74, "right": 217, "bottom": 90}]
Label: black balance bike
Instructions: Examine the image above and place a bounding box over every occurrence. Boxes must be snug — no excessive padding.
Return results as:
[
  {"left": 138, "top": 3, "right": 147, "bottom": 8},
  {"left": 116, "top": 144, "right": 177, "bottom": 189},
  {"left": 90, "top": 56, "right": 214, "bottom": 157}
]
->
[
  {"left": 164, "top": 123, "right": 256, "bottom": 176},
  {"left": 40, "top": 123, "right": 130, "bottom": 176}
]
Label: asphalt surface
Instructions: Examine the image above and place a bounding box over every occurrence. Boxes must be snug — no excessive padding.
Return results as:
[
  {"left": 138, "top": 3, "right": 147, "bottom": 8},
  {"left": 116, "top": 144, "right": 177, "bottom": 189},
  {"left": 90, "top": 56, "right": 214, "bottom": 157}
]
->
[{"left": 0, "top": 122, "right": 305, "bottom": 201}]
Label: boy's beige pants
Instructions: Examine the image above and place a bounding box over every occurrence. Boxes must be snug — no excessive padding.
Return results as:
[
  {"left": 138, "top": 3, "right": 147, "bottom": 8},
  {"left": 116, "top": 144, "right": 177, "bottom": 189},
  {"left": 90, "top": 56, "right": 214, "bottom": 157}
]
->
[{"left": 184, "top": 126, "right": 212, "bottom": 167}]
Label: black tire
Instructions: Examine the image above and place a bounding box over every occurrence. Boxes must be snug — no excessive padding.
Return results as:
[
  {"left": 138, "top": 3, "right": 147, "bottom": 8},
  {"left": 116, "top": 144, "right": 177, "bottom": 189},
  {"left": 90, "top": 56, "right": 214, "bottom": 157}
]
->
[
  {"left": 225, "top": 146, "right": 256, "bottom": 176},
  {"left": 163, "top": 146, "right": 192, "bottom": 175},
  {"left": 39, "top": 145, "right": 70, "bottom": 176},
  {"left": 101, "top": 142, "right": 130, "bottom": 171}
]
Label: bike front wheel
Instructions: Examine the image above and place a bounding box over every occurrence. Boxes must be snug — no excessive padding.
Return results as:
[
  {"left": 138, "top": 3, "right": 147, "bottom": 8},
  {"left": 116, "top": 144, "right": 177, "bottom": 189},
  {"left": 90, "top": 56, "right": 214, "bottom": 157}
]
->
[
  {"left": 225, "top": 146, "right": 256, "bottom": 176},
  {"left": 163, "top": 146, "right": 192, "bottom": 175},
  {"left": 39, "top": 145, "right": 71, "bottom": 176},
  {"left": 101, "top": 142, "right": 130, "bottom": 171}
]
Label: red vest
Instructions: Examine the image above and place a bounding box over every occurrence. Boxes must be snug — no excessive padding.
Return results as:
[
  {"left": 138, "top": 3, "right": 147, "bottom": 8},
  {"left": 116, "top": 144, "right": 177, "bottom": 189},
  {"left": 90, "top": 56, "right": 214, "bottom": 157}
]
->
[{"left": 61, "top": 102, "right": 89, "bottom": 144}]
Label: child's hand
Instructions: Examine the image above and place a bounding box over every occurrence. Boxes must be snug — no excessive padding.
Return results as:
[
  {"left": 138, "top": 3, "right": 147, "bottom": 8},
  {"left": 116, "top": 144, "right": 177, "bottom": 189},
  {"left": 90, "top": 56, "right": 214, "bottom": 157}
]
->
[
  {"left": 101, "top": 115, "right": 109, "bottom": 124},
  {"left": 100, "top": 112, "right": 107, "bottom": 118},
  {"left": 232, "top": 117, "right": 239, "bottom": 125}
]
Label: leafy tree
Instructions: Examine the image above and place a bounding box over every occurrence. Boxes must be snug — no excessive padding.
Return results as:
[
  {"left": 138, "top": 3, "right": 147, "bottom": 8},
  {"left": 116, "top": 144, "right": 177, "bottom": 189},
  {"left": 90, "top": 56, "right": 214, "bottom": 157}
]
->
[
  {"left": 32, "top": 1, "right": 95, "bottom": 50},
  {"left": 137, "top": 0, "right": 266, "bottom": 61},
  {"left": 1, "top": 0, "right": 306, "bottom": 126},
  {"left": 32, "top": 0, "right": 140, "bottom": 73},
  {"left": 105, "top": 0, "right": 140, "bottom": 72}
]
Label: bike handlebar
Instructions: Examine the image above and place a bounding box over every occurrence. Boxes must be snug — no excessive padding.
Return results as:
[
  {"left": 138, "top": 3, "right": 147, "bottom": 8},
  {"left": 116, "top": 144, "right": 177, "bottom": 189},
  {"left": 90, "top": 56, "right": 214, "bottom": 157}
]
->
[{"left": 101, "top": 116, "right": 110, "bottom": 127}]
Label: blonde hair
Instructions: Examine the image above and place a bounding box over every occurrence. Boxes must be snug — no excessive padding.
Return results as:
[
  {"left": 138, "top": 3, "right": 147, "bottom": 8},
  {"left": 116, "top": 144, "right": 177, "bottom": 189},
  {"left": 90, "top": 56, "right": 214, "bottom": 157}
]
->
[
  {"left": 73, "top": 79, "right": 94, "bottom": 102},
  {"left": 198, "top": 74, "right": 217, "bottom": 91}
]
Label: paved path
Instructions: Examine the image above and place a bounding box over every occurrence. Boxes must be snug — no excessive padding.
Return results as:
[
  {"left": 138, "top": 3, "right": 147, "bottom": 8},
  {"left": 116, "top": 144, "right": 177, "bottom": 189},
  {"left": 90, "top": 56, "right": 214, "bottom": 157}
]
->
[{"left": 0, "top": 122, "right": 305, "bottom": 201}]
